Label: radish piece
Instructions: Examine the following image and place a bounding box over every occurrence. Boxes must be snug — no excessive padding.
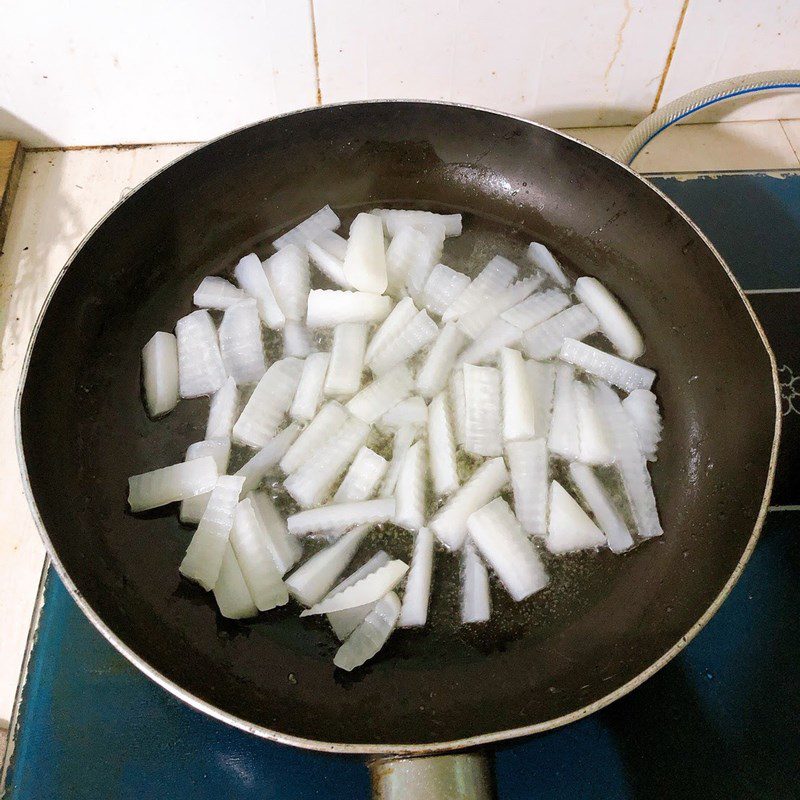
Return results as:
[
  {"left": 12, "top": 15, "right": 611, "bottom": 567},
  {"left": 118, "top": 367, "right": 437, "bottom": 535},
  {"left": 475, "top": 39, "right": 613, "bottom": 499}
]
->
[
  {"left": 307, "top": 240, "right": 350, "bottom": 288},
  {"left": 442, "top": 255, "right": 518, "bottom": 323},
  {"left": 522, "top": 304, "right": 599, "bottom": 360},
  {"left": 546, "top": 480, "right": 605, "bottom": 553},
  {"left": 264, "top": 244, "right": 310, "bottom": 321},
  {"left": 346, "top": 364, "right": 414, "bottom": 424},
  {"left": 428, "top": 392, "right": 459, "bottom": 496},
  {"left": 394, "top": 441, "right": 427, "bottom": 531},
  {"left": 179, "top": 475, "right": 245, "bottom": 590},
  {"left": 380, "top": 425, "right": 417, "bottom": 498},
  {"left": 457, "top": 275, "right": 539, "bottom": 339},
  {"left": 501, "top": 288, "right": 571, "bottom": 330},
  {"left": 375, "top": 209, "right": 462, "bottom": 238},
  {"left": 622, "top": 389, "right": 662, "bottom": 461},
  {"left": 421, "top": 264, "right": 471, "bottom": 317},
  {"left": 560, "top": 338, "right": 655, "bottom": 393},
  {"left": 249, "top": 490, "right": 303, "bottom": 574},
  {"left": 461, "top": 543, "right": 491, "bottom": 624},
  {"left": 334, "top": 447, "right": 388, "bottom": 502},
  {"left": 594, "top": 381, "right": 663, "bottom": 538},
  {"left": 379, "top": 395, "right": 427, "bottom": 431},
  {"left": 235, "top": 422, "right": 301, "bottom": 494},
  {"left": 282, "top": 320, "right": 314, "bottom": 358},
  {"left": 568, "top": 462, "right": 634, "bottom": 554},
  {"left": 333, "top": 591, "right": 401, "bottom": 672},
  {"left": 365, "top": 297, "right": 418, "bottom": 364},
  {"left": 193, "top": 276, "right": 246, "bottom": 310},
  {"left": 229, "top": 498, "right": 288, "bottom": 610},
  {"left": 385, "top": 224, "right": 445, "bottom": 296},
  {"left": 416, "top": 323, "right": 467, "bottom": 399},
  {"left": 463, "top": 364, "right": 502, "bottom": 457},
  {"left": 548, "top": 365, "right": 580, "bottom": 460},
  {"left": 526, "top": 361, "right": 556, "bottom": 441},
  {"left": 281, "top": 401, "right": 349, "bottom": 474},
  {"left": 175, "top": 310, "right": 226, "bottom": 398},
  {"left": 218, "top": 300, "right": 267, "bottom": 385},
  {"left": 315, "top": 229, "right": 348, "bottom": 260},
  {"left": 574, "top": 380, "right": 614, "bottom": 465},
  {"left": 290, "top": 352, "right": 330, "bottom": 421},
  {"left": 449, "top": 369, "right": 467, "bottom": 446},
  {"left": 506, "top": 438, "right": 548, "bottom": 536},
  {"left": 206, "top": 377, "right": 239, "bottom": 440},
  {"left": 500, "top": 347, "right": 536, "bottom": 442},
  {"left": 369, "top": 310, "right": 438, "bottom": 375},
  {"left": 273, "top": 205, "right": 340, "bottom": 250},
  {"left": 128, "top": 456, "right": 218, "bottom": 513},
  {"left": 301, "top": 559, "right": 407, "bottom": 615},
  {"left": 232, "top": 357, "right": 303, "bottom": 447},
  {"left": 527, "top": 242, "right": 570, "bottom": 287},
  {"left": 343, "top": 212, "right": 387, "bottom": 293},
  {"left": 306, "top": 290, "right": 392, "bottom": 328},
  {"left": 430, "top": 457, "right": 508, "bottom": 550},
  {"left": 468, "top": 497, "right": 549, "bottom": 601},
  {"left": 233, "top": 253, "right": 285, "bottom": 330},
  {"left": 180, "top": 438, "right": 232, "bottom": 524},
  {"left": 285, "top": 525, "right": 369, "bottom": 606},
  {"left": 142, "top": 331, "right": 179, "bottom": 418},
  {"left": 288, "top": 498, "right": 396, "bottom": 536},
  {"left": 324, "top": 323, "right": 367, "bottom": 398},
  {"left": 284, "top": 416, "right": 370, "bottom": 507},
  {"left": 213, "top": 544, "right": 258, "bottom": 619},
  {"left": 457, "top": 319, "right": 522, "bottom": 367},
  {"left": 574, "top": 277, "right": 644, "bottom": 360},
  {"left": 399, "top": 527, "right": 434, "bottom": 628}
]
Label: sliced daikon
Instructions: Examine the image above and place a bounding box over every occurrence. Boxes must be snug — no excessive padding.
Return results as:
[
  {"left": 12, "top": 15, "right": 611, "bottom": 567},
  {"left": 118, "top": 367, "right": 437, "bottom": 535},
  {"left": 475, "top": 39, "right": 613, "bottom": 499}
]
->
[
  {"left": 193, "top": 276, "right": 246, "bottom": 310},
  {"left": 427, "top": 392, "right": 459, "bottom": 496},
  {"left": 560, "top": 338, "right": 655, "bottom": 393},
  {"left": 399, "top": 527, "right": 434, "bottom": 628},
  {"left": 364, "top": 297, "right": 418, "bottom": 364},
  {"left": 442, "top": 255, "right": 518, "bottom": 322},
  {"left": 527, "top": 360, "right": 556, "bottom": 440},
  {"left": 574, "top": 277, "right": 644, "bottom": 360},
  {"left": 522, "top": 304, "right": 599, "bottom": 360},
  {"left": 290, "top": 352, "right": 330, "bottom": 421},
  {"left": 315, "top": 229, "right": 348, "bottom": 260},
  {"left": 527, "top": 242, "right": 570, "bottom": 287},
  {"left": 307, "top": 240, "right": 350, "bottom": 288},
  {"left": 379, "top": 395, "right": 427, "bottom": 431},
  {"left": 206, "top": 377, "right": 239, "bottom": 440},
  {"left": 622, "top": 389, "right": 662, "bottom": 461},
  {"left": 218, "top": 299, "right": 267, "bottom": 385},
  {"left": 416, "top": 323, "right": 467, "bottom": 398},
  {"left": 449, "top": 369, "right": 467, "bottom": 446},
  {"left": 346, "top": 364, "right": 414, "bottom": 423},
  {"left": 380, "top": 425, "right": 417, "bottom": 498},
  {"left": 343, "top": 212, "right": 387, "bottom": 293},
  {"left": 282, "top": 320, "right": 314, "bottom": 358},
  {"left": 394, "top": 441, "right": 427, "bottom": 531},
  {"left": 273, "top": 205, "right": 340, "bottom": 250},
  {"left": 213, "top": 544, "right": 258, "bottom": 620},
  {"left": 233, "top": 253, "right": 285, "bottom": 330},
  {"left": 501, "top": 288, "right": 571, "bottom": 330},
  {"left": 420, "top": 264, "right": 471, "bottom": 317},
  {"left": 548, "top": 364, "right": 580, "bottom": 460},
  {"left": 180, "top": 438, "right": 232, "bottom": 524},
  {"left": 461, "top": 543, "right": 491, "bottom": 624},
  {"left": 323, "top": 323, "right": 367, "bottom": 398},
  {"left": 249, "top": 490, "right": 303, "bottom": 574},
  {"left": 142, "top": 331, "right": 179, "bottom": 418},
  {"left": 333, "top": 591, "right": 401, "bottom": 672},
  {"left": 546, "top": 480, "right": 606, "bottom": 553},
  {"left": 306, "top": 290, "right": 391, "bottom": 328},
  {"left": 385, "top": 224, "right": 445, "bottom": 297},
  {"left": 175, "top": 310, "right": 227, "bottom": 398},
  {"left": 500, "top": 347, "right": 536, "bottom": 442},
  {"left": 264, "top": 244, "right": 310, "bottom": 321},
  {"left": 374, "top": 209, "right": 462, "bottom": 238},
  {"left": 280, "top": 401, "right": 349, "bottom": 474},
  {"left": 288, "top": 498, "right": 396, "bottom": 536},
  {"left": 574, "top": 380, "right": 614, "bottom": 465},
  {"left": 128, "top": 456, "right": 219, "bottom": 513},
  {"left": 235, "top": 422, "right": 301, "bottom": 494},
  {"left": 334, "top": 447, "right": 388, "bottom": 503},
  {"left": 506, "top": 438, "right": 549, "bottom": 536},
  {"left": 457, "top": 275, "right": 539, "bottom": 339},
  {"left": 368, "top": 310, "right": 438, "bottom": 375},
  {"left": 463, "top": 364, "right": 502, "bottom": 457},
  {"left": 458, "top": 319, "right": 522, "bottom": 367},
  {"left": 325, "top": 551, "right": 391, "bottom": 640}
]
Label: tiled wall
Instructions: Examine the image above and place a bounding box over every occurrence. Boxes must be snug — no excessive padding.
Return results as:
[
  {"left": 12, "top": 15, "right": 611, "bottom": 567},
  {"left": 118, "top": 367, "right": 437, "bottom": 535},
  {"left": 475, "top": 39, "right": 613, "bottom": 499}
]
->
[{"left": 0, "top": 0, "right": 799, "bottom": 147}]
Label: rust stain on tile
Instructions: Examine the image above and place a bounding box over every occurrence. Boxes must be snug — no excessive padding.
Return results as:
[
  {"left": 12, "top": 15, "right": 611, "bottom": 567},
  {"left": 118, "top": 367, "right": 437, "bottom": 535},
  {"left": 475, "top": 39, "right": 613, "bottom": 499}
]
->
[
  {"left": 309, "top": 0, "right": 323, "bottom": 105},
  {"left": 604, "top": 0, "right": 633, "bottom": 82},
  {"left": 651, "top": 0, "right": 691, "bottom": 112}
]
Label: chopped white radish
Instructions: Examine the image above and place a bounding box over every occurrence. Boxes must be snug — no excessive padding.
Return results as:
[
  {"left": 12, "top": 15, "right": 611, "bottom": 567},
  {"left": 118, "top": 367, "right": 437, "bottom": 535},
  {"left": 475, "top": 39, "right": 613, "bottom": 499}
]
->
[
  {"left": 427, "top": 392, "right": 459, "bottom": 496},
  {"left": 284, "top": 416, "right": 370, "bottom": 507},
  {"left": 306, "top": 290, "right": 391, "bottom": 328},
  {"left": 527, "top": 242, "right": 570, "bottom": 287},
  {"left": 526, "top": 360, "right": 556, "bottom": 441},
  {"left": 385, "top": 224, "right": 445, "bottom": 297},
  {"left": 416, "top": 323, "right": 467, "bottom": 398},
  {"left": 334, "top": 447, "right": 388, "bottom": 502},
  {"left": 501, "top": 288, "right": 571, "bottom": 330},
  {"left": 622, "top": 389, "right": 662, "bottom": 461},
  {"left": 461, "top": 543, "right": 491, "bottom": 624},
  {"left": 128, "top": 456, "right": 219, "bottom": 513},
  {"left": 449, "top": 369, "right": 467, "bottom": 446},
  {"left": 442, "top": 255, "right": 518, "bottom": 322},
  {"left": 193, "top": 276, "right": 246, "bottom": 310},
  {"left": 430, "top": 457, "right": 508, "bottom": 550},
  {"left": 325, "top": 551, "right": 391, "bottom": 640},
  {"left": 324, "top": 323, "right": 367, "bottom": 398},
  {"left": 369, "top": 310, "right": 438, "bottom": 375},
  {"left": 307, "top": 240, "right": 350, "bottom": 288},
  {"left": 235, "top": 423, "right": 301, "bottom": 494},
  {"left": 180, "top": 439, "right": 232, "bottom": 525},
  {"left": 142, "top": 331, "right": 179, "bottom": 418},
  {"left": 374, "top": 209, "right": 462, "bottom": 238},
  {"left": 522, "top": 304, "right": 599, "bottom": 360},
  {"left": 457, "top": 275, "right": 539, "bottom": 339},
  {"left": 394, "top": 441, "right": 427, "bottom": 531},
  {"left": 379, "top": 395, "right": 428, "bottom": 431},
  {"left": 282, "top": 320, "right": 314, "bottom": 358},
  {"left": 264, "top": 244, "right": 310, "bottom": 321},
  {"left": 568, "top": 462, "right": 634, "bottom": 554},
  {"left": 574, "top": 380, "right": 613, "bottom": 465},
  {"left": 560, "top": 338, "right": 655, "bottom": 393},
  {"left": 179, "top": 475, "right": 245, "bottom": 590},
  {"left": 218, "top": 300, "right": 267, "bottom": 385},
  {"left": 273, "top": 205, "right": 340, "bottom": 250},
  {"left": 206, "top": 377, "right": 239, "bottom": 440},
  {"left": 281, "top": 401, "right": 349, "bottom": 474},
  {"left": 343, "top": 212, "right": 387, "bottom": 293},
  {"left": 249, "top": 490, "right": 303, "bottom": 574},
  {"left": 285, "top": 525, "right": 368, "bottom": 606},
  {"left": 233, "top": 253, "right": 285, "bottom": 330},
  {"left": 315, "top": 229, "right": 348, "bottom": 260},
  {"left": 421, "top": 264, "right": 471, "bottom": 317},
  {"left": 574, "top": 277, "right": 644, "bottom": 360},
  {"left": 290, "top": 352, "right": 330, "bottom": 421},
  {"left": 463, "top": 364, "right": 502, "bottom": 457},
  {"left": 333, "top": 591, "right": 401, "bottom": 672},
  {"left": 229, "top": 498, "right": 288, "bottom": 610},
  {"left": 380, "top": 425, "right": 417, "bottom": 498},
  {"left": 213, "top": 544, "right": 258, "bottom": 619},
  {"left": 506, "top": 438, "right": 549, "bottom": 536},
  {"left": 175, "top": 310, "right": 226, "bottom": 398},
  {"left": 468, "top": 497, "right": 549, "bottom": 601},
  {"left": 548, "top": 364, "right": 580, "bottom": 460},
  {"left": 547, "top": 480, "right": 605, "bottom": 553},
  {"left": 346, "top": 364, "right": 414, "bottom": 424},
  {"left": 458, "top": 319, "right": 522, "bottom": 367},
  {"left": 500, "top": 347, "right": 536, "bottom": 442},
  {"left": 399, "top": 527, "right": 434, "bottom": 628},
  {"left": 288, "top": 498, "right": 396, "bottom": 536},
  {"left": 365, "top": 297, "right": 418, "bottom": 364},
  {"left": 232, "top": 357, "right": 303, "bottom": 447}
]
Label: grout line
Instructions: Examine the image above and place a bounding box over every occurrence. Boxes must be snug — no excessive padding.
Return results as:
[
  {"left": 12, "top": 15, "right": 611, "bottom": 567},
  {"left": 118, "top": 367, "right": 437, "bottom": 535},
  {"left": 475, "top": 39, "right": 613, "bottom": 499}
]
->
[
  {"left": 745, "top": 288, "right": 800, "bottom": 295},
  {"left": 769, "top": 505, "right": 800, "bottom": 512},
  {"left": 309, "top": 0, "right": 323, "bottom": 105},
  {"left": 25, "top": 141, "right": 200, "bottom": 154},
  {"left": 650, "top": 0, "right": 691, "bottom": 113},
  {"left": 779, "top": 120, "right": 800, "bottom": 167}
]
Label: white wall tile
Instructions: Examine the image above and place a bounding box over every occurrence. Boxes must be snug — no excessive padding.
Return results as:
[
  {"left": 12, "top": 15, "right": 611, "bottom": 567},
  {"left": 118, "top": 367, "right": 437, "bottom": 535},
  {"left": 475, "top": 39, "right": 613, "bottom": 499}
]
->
[
  {"left": 781, "top": 120, "right": 800, "bottom": 163},
  {"left": 313, "top": 0, "right": 685, "bottom": 128},
  {"left": 659, "top": 0, "right": 800, "bottom": 123},
  {"left": 0, "top": 1, "right": 317, "bottom": 148}
]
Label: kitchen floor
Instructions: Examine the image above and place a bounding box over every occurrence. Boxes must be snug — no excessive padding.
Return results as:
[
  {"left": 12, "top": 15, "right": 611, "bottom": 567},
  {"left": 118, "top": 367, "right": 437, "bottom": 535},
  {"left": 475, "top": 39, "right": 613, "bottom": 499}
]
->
[{"left": 1, "top": 118, "right": 799, "bottom": 734}]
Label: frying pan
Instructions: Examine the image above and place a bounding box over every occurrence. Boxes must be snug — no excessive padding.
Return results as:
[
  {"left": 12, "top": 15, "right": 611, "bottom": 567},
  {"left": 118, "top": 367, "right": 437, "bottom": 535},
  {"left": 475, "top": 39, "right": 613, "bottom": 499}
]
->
[{"left": 16, "top": 102, "right": 779, "bottom": 798}]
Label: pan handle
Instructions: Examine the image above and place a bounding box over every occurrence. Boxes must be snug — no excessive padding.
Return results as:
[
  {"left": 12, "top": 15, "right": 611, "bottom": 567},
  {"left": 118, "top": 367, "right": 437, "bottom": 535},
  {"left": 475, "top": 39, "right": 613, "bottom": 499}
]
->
[{"left": 368, "top": 751, "right": 493, "bottom": 800}]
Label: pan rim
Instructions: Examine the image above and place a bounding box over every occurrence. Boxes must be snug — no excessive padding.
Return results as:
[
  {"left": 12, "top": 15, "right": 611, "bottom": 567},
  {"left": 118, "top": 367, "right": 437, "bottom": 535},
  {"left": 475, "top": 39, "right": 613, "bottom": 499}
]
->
[{"left": 14, "top": 98, "right": 781, "bottom": 755}]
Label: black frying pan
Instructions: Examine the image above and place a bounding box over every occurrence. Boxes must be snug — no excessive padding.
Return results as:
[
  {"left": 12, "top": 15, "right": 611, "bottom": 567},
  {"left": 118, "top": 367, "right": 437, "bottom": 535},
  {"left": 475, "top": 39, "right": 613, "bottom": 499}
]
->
[{"left": 16, "top": 102, "right": 778, "bottom": 796}]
